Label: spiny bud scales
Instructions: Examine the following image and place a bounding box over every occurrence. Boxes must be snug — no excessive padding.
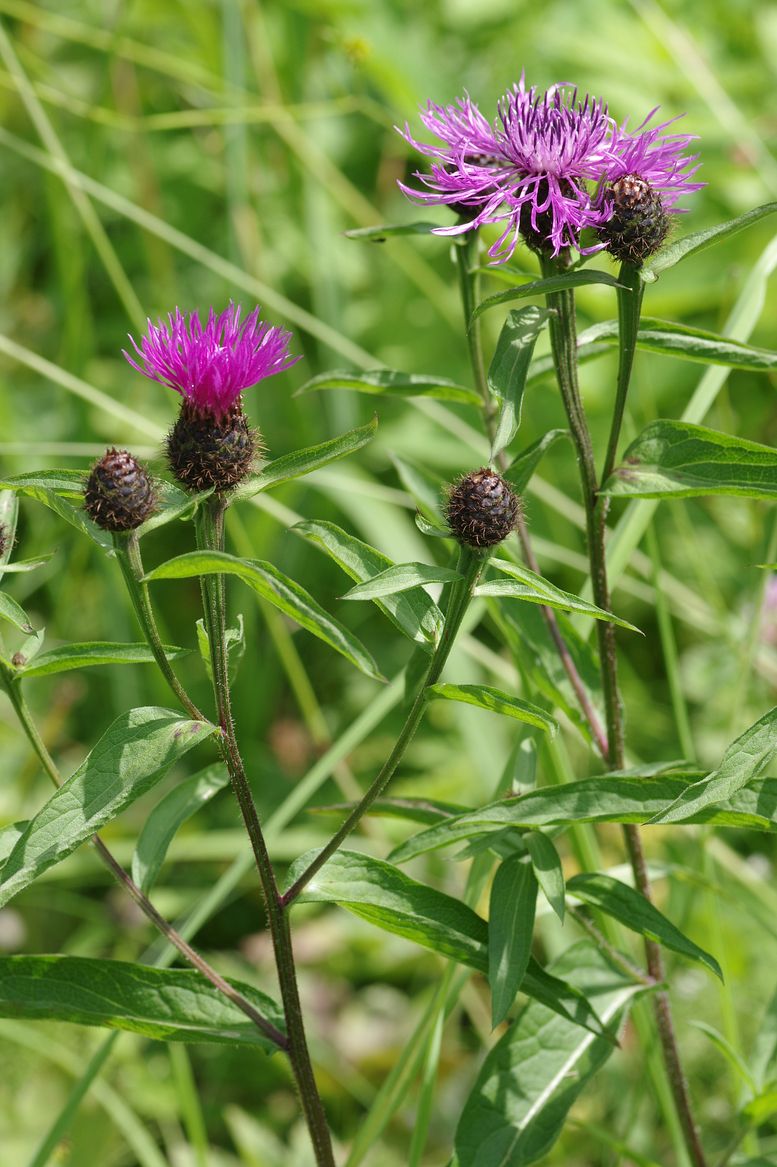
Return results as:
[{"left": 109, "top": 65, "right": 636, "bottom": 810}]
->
[
  {"left": 598, "top": 174, "right": 669, "bottom": 264},
  {"left": 84, "top": 448, "right": 156, "bottom": 532},
  {"left": 166, "top": 400, "right": 261, "bottom": 493},
  {"left": 446, "top": 467, "right": 521, "bottom": 549}
]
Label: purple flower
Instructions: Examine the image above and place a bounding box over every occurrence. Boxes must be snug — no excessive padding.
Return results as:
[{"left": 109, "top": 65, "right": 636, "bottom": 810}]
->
[
  {"left": 607, "top": 109, "right": 703, "bottom": 211},
  {"left": 124, "top": 304, "right": 299, "bottom": 416},
  {"left": 399, "top": 77, "right": 620, "bottom": 260}
]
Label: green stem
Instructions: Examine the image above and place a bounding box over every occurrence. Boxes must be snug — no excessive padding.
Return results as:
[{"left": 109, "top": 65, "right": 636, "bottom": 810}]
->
[
  {"left": 0, "top": 667, "right": 286, "bottom": 1050},
  {"left": 283, "top": 543, "right": 485, "bottom": 904},
  {"left": 541, "top": 257, "right": 708, "bottom": 1167},
  {"left": 197, "top": 495, "right": 335, "bottom": 1167},
  {"left": 114, "top": 532, "right": 204, "bottom": 722},
  {"left": 453, "top": 236, "right": 609, "bottom": 759}
]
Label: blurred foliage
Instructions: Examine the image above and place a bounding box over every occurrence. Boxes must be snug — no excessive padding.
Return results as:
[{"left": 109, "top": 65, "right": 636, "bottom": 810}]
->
[{"left": 0, "top": 1, "right": 776, "bottom": 1164}]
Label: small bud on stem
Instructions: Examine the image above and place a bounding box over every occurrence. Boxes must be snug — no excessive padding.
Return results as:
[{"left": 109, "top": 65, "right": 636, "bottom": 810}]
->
[
  {"left": 446, "top": 467, "right": 521, "bottom": 548},
  {"left": 84, "top": 448, "right": 156, "bottom": 532}
]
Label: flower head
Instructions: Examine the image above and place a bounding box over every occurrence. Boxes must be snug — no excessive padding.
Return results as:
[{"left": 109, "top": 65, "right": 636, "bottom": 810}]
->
[
  {"left": 399, "top": 76, "right": 620, "bottom": 260},
  {"left": 124, "top": 304, "right": 299, "bottom": 417},
  {"left": 607, "top": 110, "right": 703, "bottom": 211},
  {"left": 84, "top": 448, "right": 156, "bottom": 532}
]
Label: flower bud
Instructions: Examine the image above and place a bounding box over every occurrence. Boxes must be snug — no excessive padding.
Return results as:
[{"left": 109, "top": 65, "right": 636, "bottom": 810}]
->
[
  {"left": 166, "top": 400, "right": 261, "bottom": 493},
  {"left": 598, "top": 174, "right": 669, "bottom": 264},
  {"left": 84, "top": 448, "right": 156, "bottom": 532},
  {"left": 446, "top": 467, "right": 521, "bottom": 548}
]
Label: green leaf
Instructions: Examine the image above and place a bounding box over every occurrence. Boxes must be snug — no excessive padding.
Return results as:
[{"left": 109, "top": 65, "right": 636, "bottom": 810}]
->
[
  {"left": 0, "top": 470, "right": 86, "bottom": 498},
  {"left": 344, "top": 221, "right": 441, "bottom": 241},
  {"left": 0, "top": 956, "right": 283, "bottom": 1050},
  {"left": 388, "top": 773, "right": 777, "bottom": 864},
  {"left": 641, "top": 202, "right": 777, "bottom": 282},
  {"left": 136, "top": 481, "right": 213, "bottom": 537},
  {"left": 472, "top": 270, "right": 624, "bottom": 320},
  {"left": 480, "top": 559, "right": 640, "bottom": 631},
  {"left": 0, "top": 490, "right": 19, "bottom": 585},
  {"left": 196, "top": 614, "right": 245, "bottom": 685},
  {"left": 488, "top": 856, "right": 538, "bottom": 1028},
  {"left": 235, "top": 419, "right": 378, "bottom": 497},
  {"left": 0, "top": 821, "right": 27, "bottom": 866},
  {"left": 579, "top": 317, "right": 777, "bottom": 371},
  {"left": 649, "top": 708, "right": 777, "bottom": 824},
  {"left": 603, "top": 420, "right": 777, "bottom": 501},
  {"left": 525, "top": 832, "right": 565, "bottom": 922},
  {"left": 391, "top": 454, "right": 447, "bottom": 523},
  {"left": 0, "top": 553, "right": 54, "bottom": 574},
  {"left": 0, "top": 591, "right": 36, "bottom": 635},
  {"left": 144, "top": 550, "right": 384, "bottom": 681},
  {"left": 132, "top": 764, "right": 229, "bottom": 893},
  {"left": 296, "top": 369, "right": 480, "bottom": 407},
  {"left": 341, "top": 562, "right": 463, "bottom": 601},
  {"left": 415, "top": 513, "right": 451, "bottom": 539},
  {"left": 292, "top": 519, "right": 443, "bottom": 649},
  {"left": 289, "top": 849, "right": 607, "bottom": 1036},
  {"left": 504, "top": 430, "right": 569, "bottom": 493},
  {"left": 454, "top": 941, "right": 647, "bottom": 1167},
  {"left": 18, "top": 641, "right": 188, "bottom": 678},
  {"left": 488, "top": 307, "right": 551, "bottom": 458},
  {"left": 427, "top": 684, "right": 557, "bottom": 734},
  {"left": 0, "top": 707, "right": 217, "bottom": 909},
  {"left": 567, "top": 873, "right": 722, "bottom": 979},
  {"left": 0, "top": 476, "right": 112, "bottom": 549}
]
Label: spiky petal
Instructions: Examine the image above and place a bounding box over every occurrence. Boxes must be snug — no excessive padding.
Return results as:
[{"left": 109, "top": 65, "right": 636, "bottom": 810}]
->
[
  {"left": 606, "top": 110, "right": 703, "bottom": 211},
  {"left": 398, "top": 76, "right": 620, "bottom": 260},
  {"left": 123, "top": 304, "right": 300, "bottom": 417}
]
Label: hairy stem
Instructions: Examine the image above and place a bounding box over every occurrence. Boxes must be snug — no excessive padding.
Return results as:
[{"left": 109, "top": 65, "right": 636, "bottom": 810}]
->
[
  {"left": 197, "top": 496, "right": 335, "bottom": 1167},
  {"left": 284, "top": 544, "right": 485, "bottom": 903},
  {"left": 541, "top": 256, "right": 707, "bottom": 1167},
  {"left": 0, "top": 667, "right": 285, "bottom": 1049},
  {"left": 454, "top": 236, "right": 609, "bottom": 757},
  {"left": 115, "top": 532, "right": 205, "bottom": 722}
]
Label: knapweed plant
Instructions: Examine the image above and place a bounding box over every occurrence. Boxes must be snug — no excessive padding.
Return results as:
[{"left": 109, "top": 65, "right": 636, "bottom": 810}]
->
[{"left": 1, "top": 72, "right": 777, "bottom": 1167}]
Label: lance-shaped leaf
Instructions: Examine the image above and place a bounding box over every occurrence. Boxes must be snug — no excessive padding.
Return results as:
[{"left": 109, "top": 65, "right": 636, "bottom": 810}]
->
[
  {"left": 19, "top": 641, "right": 188, "bottom": 677},
  {"left": 0, "top": 490, "right": 19, "bottom": 585},
  {"left": 236, "top": 418, "right": 378, "bottom": 498},
  {"left": 389, "top": 773, "right": 777, "bottom": 864},
  {"left": 144, "top": 550, "right": 383, "bottom": 681},
  {"left": 288, "top": 849, "right": 607, "bottom": 1036},
  {"left": 0, "top": 591, "right": 36, "bottom": 636},
  {"left": 296, "top": 370, "right": 480, "bottom": 407},
  {"left": 340, "top": 562, "right": 462, "bottom": 602},
  {"left": 0, "top": 956, "right": 284, "bottom": 1050},
  {"left": 0, "top": 707, "right": 217, "bottom": 909},
  {"left": 504, "top": 430, "right": 569, "bottom": 493},
  {"left": 0, "top": 554, "right": 54, "bottom": 574},
  {"left": 649, "top": 708, "right": 777, "bottom": 824},
  {"left": 292, "top": 519, "right": 443, "bottom": 648},
  {"left": 525, "top": 831, "right": 565, "bottom": 922},
  {"left": 136, "top": 481, "right": 212, "bottom": 536},
  {"left": 488, "top": 307, "right": 551, "bottom": 458},
  {"left": 641, "top": 201, "right": 777, "bottom": 283},
  {"left": 472, "top": 270, "right": 624, "bottom": 320},
  {"left": 579, "top": 317, "right": 777, "bottom": 371},
  {"left": 454, "top": 941, "right": 648, "bottom": 1167},
  {"left": 603, "top": 420, "right": 777, "bottom": 501},
  {"left": 480, "top": 559, "right": 639, "bottom": 631},
  {"left": 344, "top": 221, "right": 440, "bottom": 241},
  {"left": 489, "top": 855, "right": 538, "bottom": 1028},
  {"left": 132, "top": 763, "right": 229, "bottom": 893},
  {"left": 427, "top": 684, "right": 557, "bottom": 734},
  {"left": 567, "top": 873, "right": 722, "bottom": 979},
  {"left": 0, "top": 822, "right": 27, "bottom": 866}
]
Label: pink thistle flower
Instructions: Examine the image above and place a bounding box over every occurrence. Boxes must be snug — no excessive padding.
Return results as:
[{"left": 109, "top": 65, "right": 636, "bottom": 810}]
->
[
  {"left": 607, "top": 109, "right": 704, "bottom": 211},
  {"left": 124, "top": 304, "right": 300, "bottom": 417},
  {"left": 398, "top": 76, "right": 621, "bottom": 260}
]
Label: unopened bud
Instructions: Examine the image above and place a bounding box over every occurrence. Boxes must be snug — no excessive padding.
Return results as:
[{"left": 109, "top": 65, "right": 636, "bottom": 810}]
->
[
  {"left": 84, "top": 448, "right": 156, "bottom": 532},
  {"left": 599, "top": 174, "right": 669, "bottom": 265},
  {"left": 446, "top": 468, "right": 520, "bottom": 549}
]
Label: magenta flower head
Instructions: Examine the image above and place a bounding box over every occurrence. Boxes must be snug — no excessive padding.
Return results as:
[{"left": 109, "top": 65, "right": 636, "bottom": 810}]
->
[
  {"left": 124, "top": 304, "right": 299, "bottom": 419},
  {"left": 124, "top": 304, "right": 300, "bottom": 493},
  {"left": 598, "top": 111, "right": 703, "bottom": 264},
  {"left": 398, "top": 76, "right": 620, "bottom": 261}
]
